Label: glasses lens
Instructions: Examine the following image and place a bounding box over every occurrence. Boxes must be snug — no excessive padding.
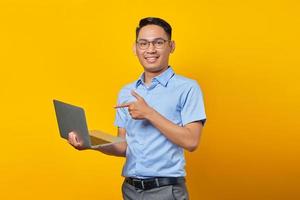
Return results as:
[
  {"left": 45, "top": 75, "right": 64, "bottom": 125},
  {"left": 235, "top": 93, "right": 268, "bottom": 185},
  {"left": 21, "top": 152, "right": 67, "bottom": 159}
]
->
[
  {"left": 137, "top": 40, "right": 148, "bottom": 49},
  {"left": 154, "top": 39, "right": 166, "bottom": 48}
]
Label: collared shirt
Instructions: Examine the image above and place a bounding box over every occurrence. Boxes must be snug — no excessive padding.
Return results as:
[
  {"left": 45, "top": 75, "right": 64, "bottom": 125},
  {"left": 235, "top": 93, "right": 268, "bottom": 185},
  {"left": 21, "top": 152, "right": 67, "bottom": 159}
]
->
[{"left": 114, "top": 66, "right": 206, "bottom": 178}]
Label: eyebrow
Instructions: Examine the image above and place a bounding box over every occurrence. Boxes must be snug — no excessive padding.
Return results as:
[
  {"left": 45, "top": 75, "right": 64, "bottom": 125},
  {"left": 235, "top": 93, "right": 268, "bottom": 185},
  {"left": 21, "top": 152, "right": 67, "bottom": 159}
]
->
[{"left": 137, "top": 37, "right": 167, "bottom": 41}]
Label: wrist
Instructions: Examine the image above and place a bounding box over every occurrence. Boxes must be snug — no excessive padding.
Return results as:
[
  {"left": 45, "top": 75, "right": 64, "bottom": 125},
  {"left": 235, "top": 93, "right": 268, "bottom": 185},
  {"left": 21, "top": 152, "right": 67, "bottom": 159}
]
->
[{"left": 145, "top": 107, "right": 156, "bottom": 120}]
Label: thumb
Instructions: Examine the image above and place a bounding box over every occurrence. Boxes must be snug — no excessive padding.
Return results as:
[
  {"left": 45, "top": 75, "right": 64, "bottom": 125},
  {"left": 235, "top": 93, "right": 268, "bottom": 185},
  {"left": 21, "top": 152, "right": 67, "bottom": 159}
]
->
[{"left": 131, "top": 90, "right": 142, "bottom": 100}]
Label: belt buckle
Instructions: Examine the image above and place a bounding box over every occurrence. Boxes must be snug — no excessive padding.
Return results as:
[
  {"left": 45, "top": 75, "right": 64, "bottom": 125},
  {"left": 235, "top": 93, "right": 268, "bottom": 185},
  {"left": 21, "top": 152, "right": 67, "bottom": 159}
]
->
[
  {"left": 132, "top": 179, "right": 145, "bottom": 190},
  {"left": 141, "top": 180, "right": 145, "bottom": 190},
  {"left": 154, "top": 178, "right": 160, "bottom": 187}
]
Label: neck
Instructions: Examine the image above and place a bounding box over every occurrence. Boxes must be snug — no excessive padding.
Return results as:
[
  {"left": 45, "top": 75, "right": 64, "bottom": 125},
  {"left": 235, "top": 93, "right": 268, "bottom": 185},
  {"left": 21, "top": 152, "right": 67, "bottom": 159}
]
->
[{"left": 144, "top": 66, "right": 169, "bottom": 85}]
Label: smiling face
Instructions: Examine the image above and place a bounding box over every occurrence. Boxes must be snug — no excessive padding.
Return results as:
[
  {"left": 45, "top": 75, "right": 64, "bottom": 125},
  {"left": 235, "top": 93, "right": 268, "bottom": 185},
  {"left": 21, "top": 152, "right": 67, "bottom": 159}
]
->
[{"left": 134, "top": 24, "right": 175, "bottom": 73}]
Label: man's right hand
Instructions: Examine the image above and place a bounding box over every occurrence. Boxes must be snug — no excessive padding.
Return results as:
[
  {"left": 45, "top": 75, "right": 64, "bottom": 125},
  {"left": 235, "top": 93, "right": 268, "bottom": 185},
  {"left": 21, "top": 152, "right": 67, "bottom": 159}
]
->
[
  {"left": 67, "top": 128, "right": 127, "bottom": 156},
  {"left": 68, "top": 131, "right": 87, "bottom": 150}
]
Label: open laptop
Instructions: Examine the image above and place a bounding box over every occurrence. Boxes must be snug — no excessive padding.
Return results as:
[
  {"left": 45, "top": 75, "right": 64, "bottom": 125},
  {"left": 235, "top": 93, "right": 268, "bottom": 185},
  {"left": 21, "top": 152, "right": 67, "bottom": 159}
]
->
[{"left": 53, "top": 99, "right": 125, "bottom": 149}]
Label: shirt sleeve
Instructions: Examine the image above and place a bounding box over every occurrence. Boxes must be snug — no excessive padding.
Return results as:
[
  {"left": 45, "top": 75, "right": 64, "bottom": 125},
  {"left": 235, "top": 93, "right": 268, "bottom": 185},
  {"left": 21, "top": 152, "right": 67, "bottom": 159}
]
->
[
  {"left": 180, "top": 81, "right": 207, "bottom": 126},
  {"left": 114, "top": 91, "right": 128, "bottom": 128}
]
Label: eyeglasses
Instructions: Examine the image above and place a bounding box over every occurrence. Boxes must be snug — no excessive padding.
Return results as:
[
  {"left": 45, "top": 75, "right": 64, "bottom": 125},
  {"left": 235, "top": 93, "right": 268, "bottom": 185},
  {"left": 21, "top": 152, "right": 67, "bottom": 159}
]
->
[{"left": 136, "top": 38, "right": 170, "bottom": 50}]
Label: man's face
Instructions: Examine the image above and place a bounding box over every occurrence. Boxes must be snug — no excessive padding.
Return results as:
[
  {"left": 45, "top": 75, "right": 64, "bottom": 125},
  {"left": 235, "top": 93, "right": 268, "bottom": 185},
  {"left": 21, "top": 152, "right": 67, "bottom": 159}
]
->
[{"left": 134, "top": 25, "right": 175, "bottom": 73}]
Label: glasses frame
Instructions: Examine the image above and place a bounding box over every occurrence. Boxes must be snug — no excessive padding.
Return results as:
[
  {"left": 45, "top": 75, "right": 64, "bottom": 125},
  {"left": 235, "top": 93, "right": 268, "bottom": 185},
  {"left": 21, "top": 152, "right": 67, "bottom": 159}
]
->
[{"left": 136, "top": 38, "right": 170, "bottom": 50}]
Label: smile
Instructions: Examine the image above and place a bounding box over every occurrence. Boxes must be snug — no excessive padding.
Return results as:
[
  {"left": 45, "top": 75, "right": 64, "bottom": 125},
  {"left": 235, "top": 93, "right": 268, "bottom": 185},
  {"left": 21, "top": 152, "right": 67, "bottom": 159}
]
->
[{"left": 145, "top": 56, "right": 159, "bottom": 63}]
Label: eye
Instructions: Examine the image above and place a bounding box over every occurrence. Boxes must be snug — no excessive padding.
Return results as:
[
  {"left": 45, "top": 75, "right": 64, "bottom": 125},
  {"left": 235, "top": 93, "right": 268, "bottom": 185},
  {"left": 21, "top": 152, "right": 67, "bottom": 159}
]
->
[
  {"left": 155, "top": 40, "right": 164, "bottom": 45},
  {"left": 138, "top": 41, "right": 148, "bottom": 46}
]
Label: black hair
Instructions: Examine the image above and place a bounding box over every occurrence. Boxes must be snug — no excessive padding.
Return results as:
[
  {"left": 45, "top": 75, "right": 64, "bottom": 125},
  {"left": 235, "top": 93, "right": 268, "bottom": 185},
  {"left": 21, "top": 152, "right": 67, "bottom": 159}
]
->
[{"left": 136, "top": 17, "right": 172, "bottom": 41}]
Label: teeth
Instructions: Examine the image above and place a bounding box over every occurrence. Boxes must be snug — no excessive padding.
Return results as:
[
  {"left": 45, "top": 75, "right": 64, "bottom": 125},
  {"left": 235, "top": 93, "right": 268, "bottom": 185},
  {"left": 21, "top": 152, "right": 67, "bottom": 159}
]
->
[
  {"left": 146, "top": 57, "right": 158, "bottom": 59},
  {"left": 146, "top": 57, "right": 157, "bottom": 62}
]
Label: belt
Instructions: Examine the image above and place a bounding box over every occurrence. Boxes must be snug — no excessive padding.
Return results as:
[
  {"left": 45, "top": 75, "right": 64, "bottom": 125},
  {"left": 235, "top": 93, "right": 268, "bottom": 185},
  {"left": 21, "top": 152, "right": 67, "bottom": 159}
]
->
[{"left": 125, "top": 177, "right": 185, "bottom": 190}]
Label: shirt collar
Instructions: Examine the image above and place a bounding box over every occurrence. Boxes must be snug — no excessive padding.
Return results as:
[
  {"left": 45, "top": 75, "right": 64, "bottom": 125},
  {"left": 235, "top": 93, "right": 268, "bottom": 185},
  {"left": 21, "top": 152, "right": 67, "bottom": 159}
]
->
[{"left": 135, "top": 66, "right": 175, "bottom": 88}]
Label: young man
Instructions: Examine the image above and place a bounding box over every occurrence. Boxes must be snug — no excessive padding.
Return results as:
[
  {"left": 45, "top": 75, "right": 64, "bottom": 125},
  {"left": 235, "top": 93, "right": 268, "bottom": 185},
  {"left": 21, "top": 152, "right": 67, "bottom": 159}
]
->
[{"left": 68, "top": 17, "right": 206, "bottom": 200}]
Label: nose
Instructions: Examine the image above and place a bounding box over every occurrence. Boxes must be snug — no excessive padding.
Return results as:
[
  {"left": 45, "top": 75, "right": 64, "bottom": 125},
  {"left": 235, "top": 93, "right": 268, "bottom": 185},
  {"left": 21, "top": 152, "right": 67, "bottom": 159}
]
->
[{"left": 146, "top": 42, "right": 156, "bottom": 53}]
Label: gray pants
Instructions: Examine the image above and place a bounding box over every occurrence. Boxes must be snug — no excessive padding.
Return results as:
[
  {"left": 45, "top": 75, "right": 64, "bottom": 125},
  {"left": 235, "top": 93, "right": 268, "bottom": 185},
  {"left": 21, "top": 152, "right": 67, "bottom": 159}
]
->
[{"left": 122, "top": 179, "right": 189, "bottom": 200}]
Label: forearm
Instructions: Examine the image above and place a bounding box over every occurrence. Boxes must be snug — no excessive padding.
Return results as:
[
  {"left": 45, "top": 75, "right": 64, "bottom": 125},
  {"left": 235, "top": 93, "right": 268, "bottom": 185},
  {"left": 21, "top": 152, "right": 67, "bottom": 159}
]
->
[
  {"left": 146, "top": 109, "right": 200, "bottom": 152},
  {"left": 92, "top": 142, "right": 127, "bottom": 157}
]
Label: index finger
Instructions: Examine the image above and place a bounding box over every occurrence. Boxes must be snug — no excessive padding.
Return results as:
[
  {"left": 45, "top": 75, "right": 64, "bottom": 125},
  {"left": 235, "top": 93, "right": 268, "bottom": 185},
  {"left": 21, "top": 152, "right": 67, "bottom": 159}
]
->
[{"left": 114, "top": 102, "right": 132, "bottom": 109}]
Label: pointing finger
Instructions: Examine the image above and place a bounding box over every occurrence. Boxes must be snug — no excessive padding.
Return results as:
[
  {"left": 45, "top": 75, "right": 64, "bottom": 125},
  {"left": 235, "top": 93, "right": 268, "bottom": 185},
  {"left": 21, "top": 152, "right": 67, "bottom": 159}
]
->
[{"left": 114, "top": 102, "right": 133, "bottom": 109}]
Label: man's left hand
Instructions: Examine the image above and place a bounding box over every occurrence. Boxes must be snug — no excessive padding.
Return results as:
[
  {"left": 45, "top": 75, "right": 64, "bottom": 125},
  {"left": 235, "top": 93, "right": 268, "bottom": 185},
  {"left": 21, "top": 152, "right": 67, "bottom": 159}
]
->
[{"left": 114, "top": 90, "right": 154, "bottom": 120}]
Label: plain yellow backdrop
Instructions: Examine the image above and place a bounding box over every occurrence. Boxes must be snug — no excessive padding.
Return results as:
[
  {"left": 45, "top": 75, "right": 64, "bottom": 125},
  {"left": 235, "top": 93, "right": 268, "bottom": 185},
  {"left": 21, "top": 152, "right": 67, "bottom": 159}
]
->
[{"left": 1, "top": 0, "right": 299, "bottom": 199}]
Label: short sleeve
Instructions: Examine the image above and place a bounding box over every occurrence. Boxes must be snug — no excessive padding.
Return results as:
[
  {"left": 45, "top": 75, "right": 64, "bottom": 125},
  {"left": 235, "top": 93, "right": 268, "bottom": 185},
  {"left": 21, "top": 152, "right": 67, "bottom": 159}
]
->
[
  {"left": 114, "top": 91, "right": 128, "bottom": 128},
  {"left": 180, "top": 81, "right": 206, "bottom": 126}
]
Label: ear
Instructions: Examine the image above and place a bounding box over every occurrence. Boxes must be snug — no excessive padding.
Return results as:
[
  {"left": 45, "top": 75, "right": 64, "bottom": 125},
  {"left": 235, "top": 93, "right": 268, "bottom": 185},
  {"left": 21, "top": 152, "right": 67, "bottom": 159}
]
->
[
  {"left": 132, "top": 42, "right": 137, "bottom": 55},
  {"left": 170, "top": 40, "right": 175, "bottom": 53}
]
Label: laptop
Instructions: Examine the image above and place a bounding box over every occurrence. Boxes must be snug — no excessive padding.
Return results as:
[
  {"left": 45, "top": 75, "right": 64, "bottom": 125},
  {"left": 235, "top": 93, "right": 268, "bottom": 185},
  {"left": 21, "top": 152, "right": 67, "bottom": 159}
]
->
[{"left": 53, "top": 99, "right": 125, "bottom": 149}]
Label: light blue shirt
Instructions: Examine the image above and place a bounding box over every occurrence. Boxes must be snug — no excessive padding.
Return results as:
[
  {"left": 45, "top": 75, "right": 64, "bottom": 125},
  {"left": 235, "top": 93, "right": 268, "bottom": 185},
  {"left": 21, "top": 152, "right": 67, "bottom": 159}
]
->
[{"left": 114, "top": 66, "right": 206, "bottom": 178}]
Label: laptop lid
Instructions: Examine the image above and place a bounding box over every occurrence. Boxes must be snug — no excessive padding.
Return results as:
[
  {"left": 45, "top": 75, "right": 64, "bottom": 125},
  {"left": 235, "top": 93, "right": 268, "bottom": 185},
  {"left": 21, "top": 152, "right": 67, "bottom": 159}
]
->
[{"left": 53, "top": 99, "right": 91, "bottom": 148}]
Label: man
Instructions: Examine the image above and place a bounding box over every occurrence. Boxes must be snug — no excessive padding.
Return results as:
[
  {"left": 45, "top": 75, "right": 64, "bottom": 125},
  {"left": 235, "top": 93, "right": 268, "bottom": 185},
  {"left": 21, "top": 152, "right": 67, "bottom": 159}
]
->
[{"left": 68, "top": 17, "right": 206, "bottom": 200}]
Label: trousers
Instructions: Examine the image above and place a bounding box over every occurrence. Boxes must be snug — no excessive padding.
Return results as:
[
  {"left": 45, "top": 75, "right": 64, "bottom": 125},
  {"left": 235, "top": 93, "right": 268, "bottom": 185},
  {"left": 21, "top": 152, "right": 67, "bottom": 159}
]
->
[{"left": 122, "top": 179, "right": 189, "bottom": 200}]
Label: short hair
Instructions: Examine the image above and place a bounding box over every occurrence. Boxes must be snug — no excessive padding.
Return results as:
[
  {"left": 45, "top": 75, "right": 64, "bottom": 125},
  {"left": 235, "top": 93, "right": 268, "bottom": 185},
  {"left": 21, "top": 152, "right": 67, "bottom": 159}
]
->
[{"left": 136, "top": 17, "right": 172, "bottom": 41}]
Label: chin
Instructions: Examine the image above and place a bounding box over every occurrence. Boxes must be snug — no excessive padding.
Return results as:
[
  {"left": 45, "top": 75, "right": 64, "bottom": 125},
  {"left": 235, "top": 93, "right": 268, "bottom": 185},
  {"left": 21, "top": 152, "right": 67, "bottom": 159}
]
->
[
  {"left": 142, "top": 61, "right": 169, "bottom": 72},
  {"left": 143, "top": 65, "right": 164, "bottom": 73}
]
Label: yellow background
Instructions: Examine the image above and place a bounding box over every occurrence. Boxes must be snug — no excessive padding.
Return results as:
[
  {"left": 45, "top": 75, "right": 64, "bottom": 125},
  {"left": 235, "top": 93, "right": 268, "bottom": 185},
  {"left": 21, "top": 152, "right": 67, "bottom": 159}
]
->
[{"left": 1, "top": 0, "right": 299, "bottom": 199}]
